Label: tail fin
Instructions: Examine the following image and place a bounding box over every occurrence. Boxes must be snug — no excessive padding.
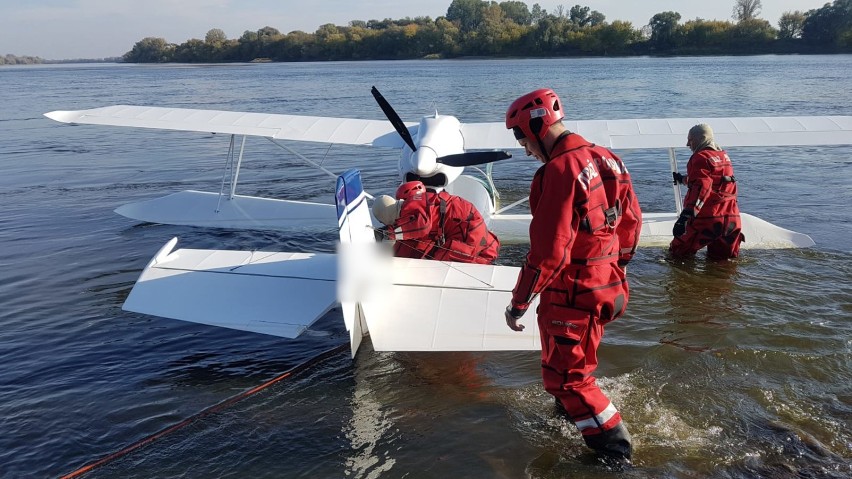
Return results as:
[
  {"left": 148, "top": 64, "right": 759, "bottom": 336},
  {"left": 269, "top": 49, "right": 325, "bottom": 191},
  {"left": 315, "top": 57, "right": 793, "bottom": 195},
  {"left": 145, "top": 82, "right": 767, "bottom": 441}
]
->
[
  {"left": 335, "top": 169, "right": 376, "bottom": 358},
  {"left": 335, "top": 169, "right": 374, "bottom": 245}
]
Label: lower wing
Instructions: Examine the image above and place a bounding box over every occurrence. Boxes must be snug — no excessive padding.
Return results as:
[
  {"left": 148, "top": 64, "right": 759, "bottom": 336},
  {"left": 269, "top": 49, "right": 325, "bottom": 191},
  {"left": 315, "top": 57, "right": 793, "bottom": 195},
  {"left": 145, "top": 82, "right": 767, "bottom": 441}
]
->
[{"left": 122, "top": 239, "right": 540, "bottom": 353}]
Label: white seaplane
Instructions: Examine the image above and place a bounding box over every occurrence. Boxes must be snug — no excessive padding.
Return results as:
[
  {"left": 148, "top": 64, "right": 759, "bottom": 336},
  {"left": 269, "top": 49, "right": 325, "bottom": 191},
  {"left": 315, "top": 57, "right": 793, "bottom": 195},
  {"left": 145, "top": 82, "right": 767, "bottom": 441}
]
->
[
  {"left": 45, "top": 87, "right": 852, "bottom": 249},
  {"left": 115, "top": 168, "right": 542, "bottom": 357},
  {"left": 44, "top": 90, "right": 852, "bottom": 356}
]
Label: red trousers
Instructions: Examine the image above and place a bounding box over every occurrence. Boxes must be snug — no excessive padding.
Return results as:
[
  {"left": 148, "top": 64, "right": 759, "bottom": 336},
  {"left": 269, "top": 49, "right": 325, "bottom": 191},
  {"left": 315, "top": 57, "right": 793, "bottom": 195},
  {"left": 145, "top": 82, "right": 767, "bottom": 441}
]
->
[
  {"left": 536, "top": 263, "right": 627, "bottom": 436},
  {"left": 670, "top": 213, "right": 743, "bottom": 260}
]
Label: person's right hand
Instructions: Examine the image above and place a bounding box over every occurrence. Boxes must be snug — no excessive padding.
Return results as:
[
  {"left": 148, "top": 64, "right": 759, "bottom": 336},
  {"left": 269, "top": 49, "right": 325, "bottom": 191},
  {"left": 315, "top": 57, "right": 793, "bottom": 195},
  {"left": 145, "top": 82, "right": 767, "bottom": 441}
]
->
[
  {"left": 672, "top": 172, "right": 685, "bottom": 184},
  {"left": 505, "top": 306, "right": 525, "bottom": 332}
]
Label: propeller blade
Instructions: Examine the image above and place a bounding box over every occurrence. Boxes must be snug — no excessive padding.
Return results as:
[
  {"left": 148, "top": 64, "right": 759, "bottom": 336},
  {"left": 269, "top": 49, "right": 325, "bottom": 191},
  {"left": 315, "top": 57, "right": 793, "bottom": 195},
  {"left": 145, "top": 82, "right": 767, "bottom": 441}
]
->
[
  {"left": 371, "top": 86, "right": 417, "bottom": 152},
  {"left": 437, "top": 151, "right": 513, "bottom": 167}
]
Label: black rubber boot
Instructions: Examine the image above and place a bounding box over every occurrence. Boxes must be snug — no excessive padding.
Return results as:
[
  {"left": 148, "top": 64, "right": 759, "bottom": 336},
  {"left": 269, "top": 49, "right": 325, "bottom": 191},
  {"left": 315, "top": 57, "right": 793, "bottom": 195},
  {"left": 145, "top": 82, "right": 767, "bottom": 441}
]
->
[{"left": 583, "top": 422, "right": 633, "bottom": 464}]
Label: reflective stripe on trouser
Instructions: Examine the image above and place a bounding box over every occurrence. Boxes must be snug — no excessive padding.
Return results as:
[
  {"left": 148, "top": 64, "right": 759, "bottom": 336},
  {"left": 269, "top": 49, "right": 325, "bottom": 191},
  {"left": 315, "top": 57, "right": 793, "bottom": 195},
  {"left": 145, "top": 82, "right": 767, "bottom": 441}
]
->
[
  {"left": 574, "top": 401, "right": 621, "bottom": 434},
  {"left": 537, "top": 264, "right": 628, "bottom": 436}
]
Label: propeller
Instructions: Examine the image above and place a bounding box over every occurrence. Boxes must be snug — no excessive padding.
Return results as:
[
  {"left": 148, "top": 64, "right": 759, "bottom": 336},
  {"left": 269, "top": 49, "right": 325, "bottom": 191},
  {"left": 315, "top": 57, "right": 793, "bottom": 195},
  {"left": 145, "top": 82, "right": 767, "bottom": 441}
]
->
[
  {"left": 437, "top": 150, "right": 512, "bottom": 167},
  {"left": 371, "top": 86, "right": 417, "bottom": 152},
  {"left": 370, "top": 86, "right": 513, "bottom": 167}
]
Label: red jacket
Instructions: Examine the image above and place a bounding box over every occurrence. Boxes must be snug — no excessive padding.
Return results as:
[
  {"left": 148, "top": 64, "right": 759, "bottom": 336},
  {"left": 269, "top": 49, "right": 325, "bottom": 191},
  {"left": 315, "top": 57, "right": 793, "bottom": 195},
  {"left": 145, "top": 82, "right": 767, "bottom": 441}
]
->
[
  {"left": 511, "top": 133, "right": 641, "bottom": 312},
  {"left": 385, "top": 190, "right": 500, "bottom": 264},
  {"left": 683, "top": 148, "right": 739, "bottom": 217},
  {"left": 594, "top": 153, "right": 642, "bottom": 265}
]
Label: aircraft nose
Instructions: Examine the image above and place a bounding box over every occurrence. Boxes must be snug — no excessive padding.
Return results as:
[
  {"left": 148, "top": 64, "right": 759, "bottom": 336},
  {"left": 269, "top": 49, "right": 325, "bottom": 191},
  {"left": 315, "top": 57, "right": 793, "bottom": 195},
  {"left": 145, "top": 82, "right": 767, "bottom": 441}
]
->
[{"left": 410, "top": 146, "right": 439, "bottom": 176}]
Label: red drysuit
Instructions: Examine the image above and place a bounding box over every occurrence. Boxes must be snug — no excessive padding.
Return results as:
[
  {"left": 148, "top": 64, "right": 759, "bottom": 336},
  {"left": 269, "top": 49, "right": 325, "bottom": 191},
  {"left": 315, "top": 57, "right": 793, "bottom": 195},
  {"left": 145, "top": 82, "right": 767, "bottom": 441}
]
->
[
  {"left": 509, "top": 132, "right": 641, "bottom": 439},
  {"left": 670, "top": 148, "right": 743, "bottom": 259},
  {"left": 384, "top": 190, "right": 500, "bottom": 264}
]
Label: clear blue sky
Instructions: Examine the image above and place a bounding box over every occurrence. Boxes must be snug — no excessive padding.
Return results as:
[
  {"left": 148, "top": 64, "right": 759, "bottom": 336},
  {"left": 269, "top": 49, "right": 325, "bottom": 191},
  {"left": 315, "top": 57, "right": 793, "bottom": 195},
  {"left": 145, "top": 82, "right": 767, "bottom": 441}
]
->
[{"left": 0, "top": 0, "right": 828, "bottom": 59}]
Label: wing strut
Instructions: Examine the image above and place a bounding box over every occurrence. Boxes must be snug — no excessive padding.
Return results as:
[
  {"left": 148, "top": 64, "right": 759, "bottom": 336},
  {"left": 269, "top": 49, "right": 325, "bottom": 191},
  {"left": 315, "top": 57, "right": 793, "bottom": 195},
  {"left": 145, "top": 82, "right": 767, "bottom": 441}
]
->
[
  {"left": 230, "top": 135, "right": 247, "bottom": 199},
  {"left": 668, "top": 147, "right": 683, "bottom": 215},
  {"left": 216, "top": 134, "right": 248, "bottom": 212}
]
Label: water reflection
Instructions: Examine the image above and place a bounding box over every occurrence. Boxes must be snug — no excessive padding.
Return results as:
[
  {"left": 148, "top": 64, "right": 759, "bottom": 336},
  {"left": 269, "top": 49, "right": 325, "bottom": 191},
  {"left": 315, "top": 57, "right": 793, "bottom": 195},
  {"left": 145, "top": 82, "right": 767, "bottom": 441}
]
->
[{"left": 660, "top": 257, "right": 741, "bottom": 352}]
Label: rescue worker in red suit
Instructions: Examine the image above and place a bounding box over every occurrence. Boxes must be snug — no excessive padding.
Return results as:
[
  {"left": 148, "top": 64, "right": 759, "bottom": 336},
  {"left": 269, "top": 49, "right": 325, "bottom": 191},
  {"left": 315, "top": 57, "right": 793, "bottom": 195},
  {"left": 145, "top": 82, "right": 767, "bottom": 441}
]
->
[
  {"left": 670, "top": 124, "right": 744, "bottom": 260},
  {"left": 503, "top": 88, "right": 641, "bottom": 462},
  {"left": 372, "top": 180, "right": 500, "bottom": 264}
]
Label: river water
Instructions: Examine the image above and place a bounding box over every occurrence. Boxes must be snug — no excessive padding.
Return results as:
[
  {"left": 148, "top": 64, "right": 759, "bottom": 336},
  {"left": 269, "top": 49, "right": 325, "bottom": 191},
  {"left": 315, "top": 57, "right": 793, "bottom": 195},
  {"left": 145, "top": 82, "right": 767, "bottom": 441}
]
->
[{"left": 0, "top": 56, "right": 850, "bottom": 478}]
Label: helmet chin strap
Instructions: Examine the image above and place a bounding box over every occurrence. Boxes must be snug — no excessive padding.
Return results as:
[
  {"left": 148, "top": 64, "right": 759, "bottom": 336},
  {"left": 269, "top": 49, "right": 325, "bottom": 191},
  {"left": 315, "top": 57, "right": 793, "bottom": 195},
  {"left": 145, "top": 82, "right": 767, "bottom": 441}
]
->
[{"left": 537, "top": 137, "right": 550, "bottom": 162}]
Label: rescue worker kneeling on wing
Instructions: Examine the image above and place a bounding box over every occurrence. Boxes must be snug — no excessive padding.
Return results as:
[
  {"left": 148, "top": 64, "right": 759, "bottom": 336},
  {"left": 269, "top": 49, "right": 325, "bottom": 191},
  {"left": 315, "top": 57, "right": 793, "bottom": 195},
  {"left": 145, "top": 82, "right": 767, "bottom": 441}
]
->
[{"left": 371, "top": 180, "right": 500, "bottom": 264}]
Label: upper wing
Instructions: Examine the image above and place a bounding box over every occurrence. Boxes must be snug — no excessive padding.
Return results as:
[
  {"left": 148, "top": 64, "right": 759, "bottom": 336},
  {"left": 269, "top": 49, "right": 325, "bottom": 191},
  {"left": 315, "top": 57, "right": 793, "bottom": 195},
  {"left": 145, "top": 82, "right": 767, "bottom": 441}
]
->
[
  {"left": 45, "top": 105, "right": 412, "bottom": 147},
  {"left": 46, "top": 106, "right": 852, "bottom": 150},
  {"left": 461, "top": 116, "right": 852, "bottom": 150}
]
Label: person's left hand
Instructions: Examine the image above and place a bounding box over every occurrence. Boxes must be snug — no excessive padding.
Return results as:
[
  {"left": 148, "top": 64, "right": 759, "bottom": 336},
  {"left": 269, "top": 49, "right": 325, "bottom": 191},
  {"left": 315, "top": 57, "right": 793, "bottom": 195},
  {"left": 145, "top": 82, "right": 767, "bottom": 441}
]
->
[
  {"left": 672, "top": 209, "right": 693, "bottom": 237},
  {"left": 672, "top": 172, "right": 685, "bottom": 184},
  {"left": 505, "top": 306, "right": 525, "bottom": 331}
]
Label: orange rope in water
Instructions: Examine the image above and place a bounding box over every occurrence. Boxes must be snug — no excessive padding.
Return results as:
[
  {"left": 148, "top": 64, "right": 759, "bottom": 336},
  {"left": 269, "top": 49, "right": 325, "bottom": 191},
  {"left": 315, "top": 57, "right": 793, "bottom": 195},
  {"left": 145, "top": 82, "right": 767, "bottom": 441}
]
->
[{"left": 60, "top": 342, "right": 349, "bottom": 479}]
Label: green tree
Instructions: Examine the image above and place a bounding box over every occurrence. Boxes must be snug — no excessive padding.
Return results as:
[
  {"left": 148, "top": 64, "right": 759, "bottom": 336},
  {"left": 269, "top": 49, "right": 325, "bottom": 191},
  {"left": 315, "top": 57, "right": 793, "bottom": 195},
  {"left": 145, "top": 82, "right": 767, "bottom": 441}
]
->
[
  {"left": 499, "top": 1, "right": 532, "bottom": 25},
  {"left": 435, "top": 17, "right": 462, "bottom": 56},
  {"left": 123, "top": 37, "right": 174, "bottom": 62},
  {"left": 446, "top": 0, "right": 485, "bottom": 32},
  {"left": 729, "top": 18, "right": 777, "bottom": 47},
  {"left": 588, "top": 11, "right": 606, "bottom": 27},
  {"left": 778, "top": 11, "right": 806, "bottom": 39},
  {"left": 530, "top": 3, "right": 546, "bottom": 24},
  {"left": 471, "top": 2, "right": 526, "bottom": 54},
  {"left": 205, "top": 28, "right": 227, "bottom": 45},
  {"left": 591, "top": 20, "right": 640, "bottom": 54},
  {"left": 732, "top": 0, "right": 762, "bottom": 21},
  {"left": 802, "top": 0, "right": 852, "bottom": 45},
  {"left": 173, "top": 38, "right": 208, "bottom": 62},
  {"left": 569, "top": 5, "right": 590, "bottom": 26},
  {"left": 315, "top": 23, "right": 348, "bottom": 59},
  {"left": 649, "top": 11, "right": 682, "bottom": 49},
  {"left": 568, "top": 5, "right": 606, "bottom": 28},
  {"left": 256, "top": 26, "right": 284, "bottom": 59},
  {"left": 680, "top": 19, "right": 733, "bottom": 50}
]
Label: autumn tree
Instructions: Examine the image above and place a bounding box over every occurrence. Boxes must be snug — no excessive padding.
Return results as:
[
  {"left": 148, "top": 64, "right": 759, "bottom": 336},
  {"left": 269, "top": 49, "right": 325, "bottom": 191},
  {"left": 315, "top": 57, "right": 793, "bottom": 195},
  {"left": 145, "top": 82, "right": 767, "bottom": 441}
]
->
[
  {"left": 446, "top": 0, "right": 484, "bottom": 32},
  {"left": 733, "top": 0, "right": 762, "bottom": 22},
  {"left": 123, "top": 37, "right": 174, "bottom": 62},
  {"left": 649, "top": 11, "right": 682, "bottom": 49},
  {"left": 568, "top": 5, "right": 605, "bottom": 28},
  {"left": 205, "top": 28, "right": 227, "bottom": 45},
  {"left": 680, "top": 19, "right": 733, "bottom": 50},
  {"left": 778, "top": 11, "right": 806, "bottom": 39},
  {"left": 499, "top": 1, "right": 532, "bottom": 25}
]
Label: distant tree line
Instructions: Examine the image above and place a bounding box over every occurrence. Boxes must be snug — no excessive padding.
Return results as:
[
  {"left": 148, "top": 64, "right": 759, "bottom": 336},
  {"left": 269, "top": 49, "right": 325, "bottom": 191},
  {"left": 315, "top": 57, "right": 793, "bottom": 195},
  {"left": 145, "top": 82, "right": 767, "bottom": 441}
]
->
[
  {"left": 0, "top": 54, "right": 124, "bottom": 65},
  {"left": 1, "top": 54, "right": 46, "bottom": 65},
  {"left": 113, "top": 0, "right": 847, "bottom": 63}
]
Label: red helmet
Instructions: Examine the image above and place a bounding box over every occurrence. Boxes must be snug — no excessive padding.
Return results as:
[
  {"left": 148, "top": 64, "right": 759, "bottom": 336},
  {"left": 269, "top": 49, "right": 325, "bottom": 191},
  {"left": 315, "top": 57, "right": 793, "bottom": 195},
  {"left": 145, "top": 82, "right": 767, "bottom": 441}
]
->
[
  {"left": 505, "top": 88, "right": 564, "bottom": 142},
  {"left": 395, "top": 180, "right": 425, "bottom": 201}
]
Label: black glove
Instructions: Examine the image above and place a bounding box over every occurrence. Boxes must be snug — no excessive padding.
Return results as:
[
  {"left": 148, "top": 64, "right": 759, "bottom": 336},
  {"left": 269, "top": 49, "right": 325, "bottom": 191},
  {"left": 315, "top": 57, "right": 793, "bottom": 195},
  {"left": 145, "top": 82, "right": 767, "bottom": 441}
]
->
[
  {"left": 672, "top": 172, "right": 685, "bottom": 185},
  {"left": 374, "top": 227, "right": 391, "bottom": 242},
  {"left": 505, "top": 306, "right": 526, "bottom": 331},
  {"left": 672, "top": 210, "right": 693, "bottom": 237}
]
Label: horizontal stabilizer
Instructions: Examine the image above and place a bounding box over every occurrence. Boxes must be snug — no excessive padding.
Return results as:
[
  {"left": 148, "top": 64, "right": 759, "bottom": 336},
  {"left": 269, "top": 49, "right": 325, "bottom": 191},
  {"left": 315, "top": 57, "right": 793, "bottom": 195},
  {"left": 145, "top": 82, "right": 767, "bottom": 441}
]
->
[
  {"left": 361, "top": 258, "right": 541, "bottom": 351},
  {"left": 123, "top": 239, "right": 338, "bottom": 338},
  {"left": 115, "top": 190, "right": 336, "bottom": 231}
]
